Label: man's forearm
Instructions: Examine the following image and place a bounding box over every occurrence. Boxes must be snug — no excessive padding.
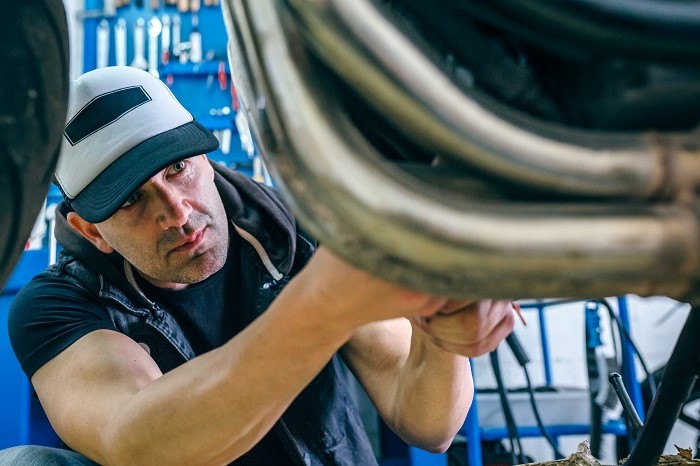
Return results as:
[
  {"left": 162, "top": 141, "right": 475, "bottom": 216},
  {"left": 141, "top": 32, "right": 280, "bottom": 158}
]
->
[
  {"left": 343, "top": 318, "right": 474, "bottom": 454},
  {"left": 105, "top": 300, "right": 354, "bottom": 465},
  {"left": 390, "top": 324, "right": 473, "bottom": 453}
]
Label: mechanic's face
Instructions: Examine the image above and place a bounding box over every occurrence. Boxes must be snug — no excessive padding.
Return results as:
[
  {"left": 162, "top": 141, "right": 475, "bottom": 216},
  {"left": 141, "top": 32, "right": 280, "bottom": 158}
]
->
[{"left": 94, "top": 155, "right": 229, "bottom": 289}]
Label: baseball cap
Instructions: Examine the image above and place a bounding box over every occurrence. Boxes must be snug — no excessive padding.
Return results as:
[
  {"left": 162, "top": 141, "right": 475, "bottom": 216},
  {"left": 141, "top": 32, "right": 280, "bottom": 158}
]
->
[{"left": 54, "top": 66, "right": 219, "bottom": 223}]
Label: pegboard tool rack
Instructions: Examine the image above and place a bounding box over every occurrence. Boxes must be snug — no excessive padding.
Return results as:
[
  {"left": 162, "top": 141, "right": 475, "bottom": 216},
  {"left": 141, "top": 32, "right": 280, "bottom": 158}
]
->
[{"left": 81, "top": 0, "right": 254, "bottom": 175}]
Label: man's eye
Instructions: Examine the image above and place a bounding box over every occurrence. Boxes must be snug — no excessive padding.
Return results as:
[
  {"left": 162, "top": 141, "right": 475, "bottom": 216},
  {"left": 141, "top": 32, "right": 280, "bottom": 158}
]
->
[
  {"left": 169, "top": 160, "right": 186, "bottom": 174},
  {"left": 121, "top": 192, "right": 141, "bottom": 208}
]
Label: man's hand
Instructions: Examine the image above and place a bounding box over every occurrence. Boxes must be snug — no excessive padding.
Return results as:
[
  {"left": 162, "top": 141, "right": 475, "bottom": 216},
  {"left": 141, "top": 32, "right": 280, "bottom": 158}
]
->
[
  {"left": 412, "top": 300, "right": 516, "bottom": 357},
  {"left": 323, "top": 249, "right": 515, "bottom": 451}
]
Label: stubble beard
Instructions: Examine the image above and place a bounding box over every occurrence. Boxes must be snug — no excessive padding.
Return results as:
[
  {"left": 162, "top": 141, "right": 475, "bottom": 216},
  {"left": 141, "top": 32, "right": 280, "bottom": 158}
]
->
[
  {"left": 114, "top": 210, "right": 230, "bottom": 286},
  {"left": 152, "top": 210, "right": 229, "bottom": 284}
]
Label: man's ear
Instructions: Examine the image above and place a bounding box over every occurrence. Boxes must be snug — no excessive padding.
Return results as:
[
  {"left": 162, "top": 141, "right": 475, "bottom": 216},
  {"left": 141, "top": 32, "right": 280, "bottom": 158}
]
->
[{"left": 66, "top": 212, "right": 114, "bottom": 254}]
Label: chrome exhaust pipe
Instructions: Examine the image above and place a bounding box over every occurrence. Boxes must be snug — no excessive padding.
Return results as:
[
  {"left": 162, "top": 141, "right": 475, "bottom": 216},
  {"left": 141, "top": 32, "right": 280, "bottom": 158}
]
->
[{"left": 222, "top": 0, "right": 700, "bottom": 302}]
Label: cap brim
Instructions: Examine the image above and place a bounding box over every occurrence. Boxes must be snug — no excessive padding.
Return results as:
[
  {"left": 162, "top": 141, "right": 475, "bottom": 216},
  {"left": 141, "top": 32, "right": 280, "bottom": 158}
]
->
[{"left": 71, "top": 120, "right": 219, "bottom": 223}]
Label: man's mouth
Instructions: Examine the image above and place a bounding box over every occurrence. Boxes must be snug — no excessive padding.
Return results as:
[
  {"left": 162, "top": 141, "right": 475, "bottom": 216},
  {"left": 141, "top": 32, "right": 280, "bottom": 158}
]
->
[{"left": 170, "top": 228, "right": 206, "bottom": 253}]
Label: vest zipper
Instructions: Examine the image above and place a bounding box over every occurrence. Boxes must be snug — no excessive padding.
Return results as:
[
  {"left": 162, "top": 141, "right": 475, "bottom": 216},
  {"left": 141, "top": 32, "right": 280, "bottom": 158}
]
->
[{"left": 279, "top": 418, "right": 308, "bottom": 466}]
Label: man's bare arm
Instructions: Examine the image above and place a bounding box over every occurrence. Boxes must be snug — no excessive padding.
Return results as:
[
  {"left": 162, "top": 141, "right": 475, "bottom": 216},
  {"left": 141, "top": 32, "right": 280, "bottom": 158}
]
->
[
  {"left": 32, "top": 247, "right": 447, "bottom": 465},
  {"left": 342, "top": 300, "right": 515, "bottom": 453}
]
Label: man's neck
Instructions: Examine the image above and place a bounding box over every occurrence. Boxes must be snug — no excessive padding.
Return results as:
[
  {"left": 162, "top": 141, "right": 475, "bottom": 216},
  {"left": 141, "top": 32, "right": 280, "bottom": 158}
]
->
[{"left": 136, "top": 270, "right": 190, "bottom": 291}]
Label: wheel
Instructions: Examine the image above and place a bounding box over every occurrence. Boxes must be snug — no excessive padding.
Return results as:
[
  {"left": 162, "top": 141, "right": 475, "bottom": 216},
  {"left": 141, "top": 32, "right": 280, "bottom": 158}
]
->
[{"left": 0, "top": 0, "right": 69, "bottom": 286}]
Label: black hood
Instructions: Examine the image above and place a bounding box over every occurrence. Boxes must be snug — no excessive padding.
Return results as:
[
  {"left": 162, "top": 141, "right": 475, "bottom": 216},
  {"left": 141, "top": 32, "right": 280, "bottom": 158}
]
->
[{"left": 212, "top": 164, "right": 297, "bottom": 276}]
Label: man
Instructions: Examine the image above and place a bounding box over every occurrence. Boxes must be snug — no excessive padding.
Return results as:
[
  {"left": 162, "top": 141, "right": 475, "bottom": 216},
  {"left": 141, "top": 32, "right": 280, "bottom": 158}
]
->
[{"left": 4, "top": 66, "right": 514, "bottom": 465}]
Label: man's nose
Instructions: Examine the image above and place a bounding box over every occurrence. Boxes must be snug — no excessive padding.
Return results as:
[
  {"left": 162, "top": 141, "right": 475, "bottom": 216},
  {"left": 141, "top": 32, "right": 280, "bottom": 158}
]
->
[{"left": 155, "top": 185, "right": 192, "bottom": 229}]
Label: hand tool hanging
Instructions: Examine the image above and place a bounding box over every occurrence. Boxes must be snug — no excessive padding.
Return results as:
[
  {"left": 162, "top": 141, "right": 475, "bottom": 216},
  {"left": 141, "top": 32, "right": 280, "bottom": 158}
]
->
[
  {"left": 103, "top": 0, "right": 117, "bottom": 17},
  {"left": 114, "top": 18, "right": 127, "bottom": 66},
  {"left": 189, "top": 0, "right": 202, "bottom": 63},
  {"left": 171, "top": 14, "right": 182, "bottom": 60},
  {"left": 96, "top": 19, "right": 110, "bottom": 69},
  {"left": 161, "top": 14, "right": 171, "bottom": 64},
  {"left": 221, "top": 125, "right": 231, "bottom": 155},
  {"left": 147, "top": 16, "right": 162, "bottom": 77},
  {"left": 131, "top": 18, "right": 148, "bottom": 70},
  {"left": 221, "top": 105, "right": 231, "bottom": 155},
  {"left": 218, "top": 63, "right": 232, "bottom": 155},
  {"left": 218, "top": 60, "right": 227, "bottom": 90}
]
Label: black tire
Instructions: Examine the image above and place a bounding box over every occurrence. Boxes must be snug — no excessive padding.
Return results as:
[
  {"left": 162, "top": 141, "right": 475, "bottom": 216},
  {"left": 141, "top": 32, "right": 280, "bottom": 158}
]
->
[{"left": 0, "top": 1, "right": 69, "bottom": 286}]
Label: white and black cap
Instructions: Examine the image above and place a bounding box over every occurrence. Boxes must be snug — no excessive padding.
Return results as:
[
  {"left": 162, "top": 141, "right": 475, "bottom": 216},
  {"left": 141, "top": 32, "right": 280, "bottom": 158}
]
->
[{"left": 55, "top": 66, "right": 219, "bottom": 223}]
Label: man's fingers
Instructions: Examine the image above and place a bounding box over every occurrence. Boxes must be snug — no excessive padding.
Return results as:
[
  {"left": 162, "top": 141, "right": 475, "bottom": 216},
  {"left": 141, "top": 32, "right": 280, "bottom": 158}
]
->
[
  {"left": 425, "top": 311, "right": 515, "bottom": 357},
  {"left": 436, "top": 300, "right": 479, "bottom": 316},
  {"left": 428, "top": 300, "right": 512, "bottom": 342},
  {"left": 414, "top": 300, "right": 515, "bottom": 357}
]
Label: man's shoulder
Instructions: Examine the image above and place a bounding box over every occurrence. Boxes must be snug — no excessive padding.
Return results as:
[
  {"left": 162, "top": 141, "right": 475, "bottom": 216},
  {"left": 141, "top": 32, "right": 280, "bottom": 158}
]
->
[
  {"left": 7, "top": 256, "right": 117, "bottom": 380},
  {"left": 11, "top": 256, "right": 100, "bottom": 312}
]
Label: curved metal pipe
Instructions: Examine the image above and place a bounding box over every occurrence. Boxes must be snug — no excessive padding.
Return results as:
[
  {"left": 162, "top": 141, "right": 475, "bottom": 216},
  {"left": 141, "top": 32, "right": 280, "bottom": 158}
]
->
[
  {"left": 459, "top": 0, "right": 700, "bottom": 61},
  {"left": 283, "top": 0, "right": 700, "bottom": 200},
  {"left": 222, "top": 0, "right": 700, "bottom": 301}
]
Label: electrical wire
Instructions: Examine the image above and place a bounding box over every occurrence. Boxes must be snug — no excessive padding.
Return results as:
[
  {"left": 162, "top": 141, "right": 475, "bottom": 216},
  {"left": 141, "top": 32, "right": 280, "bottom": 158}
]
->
[
  {"left": 505, "top": 331, "right": 568, "bottom": 460},
  {"left": 521, "top": 364, "right": 567, "bottom": 459},
  {"left": 506, "top": 297, "right": 655, "bottom": 460},
  {"left": 654, "top": 301, "right": 690, "bottom": 326},
  {"left": 585, "top": 312, "right": 606, "bottom": 458},
  {"left": 490, "top": 350, "right": 526, "bottom": 464},
  {"left": 595, "top": 298, "right": 657, "bottom": 398}
]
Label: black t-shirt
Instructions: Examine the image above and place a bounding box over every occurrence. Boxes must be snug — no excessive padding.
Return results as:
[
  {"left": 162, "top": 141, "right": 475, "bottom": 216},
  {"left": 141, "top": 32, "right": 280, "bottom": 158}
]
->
[
  {"left": 9, "top": 239, "right": 292, "bottom": 465},
  {"left": 133, "top": 245, "right": 291, "bottom": 465},
  {"left": 133, "top": 254, "right": 239, "bottom": 355}
]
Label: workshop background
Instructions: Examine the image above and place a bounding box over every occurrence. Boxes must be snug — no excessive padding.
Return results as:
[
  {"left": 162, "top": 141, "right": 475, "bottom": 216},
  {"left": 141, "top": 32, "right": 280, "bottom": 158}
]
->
[{"left": 0, "top": 1, "right": 697, "bottom": 465}]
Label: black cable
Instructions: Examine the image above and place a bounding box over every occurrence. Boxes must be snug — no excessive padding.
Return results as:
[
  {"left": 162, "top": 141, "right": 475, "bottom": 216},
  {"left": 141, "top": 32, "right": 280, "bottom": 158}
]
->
[
  {"left": 608, "top": 306, "right": 622, "bottom": 374},
  {"left": 490, "top": 350, "right": 526, "bottom": 464},
  {"left": 522, "top": 364, "right": 567, "bottom": 459},
  {"left": 589, "top": 390, "right": 604, "bottom": 458},
  {"left": 584, "top": 307, "right": 604, "bottom": 458},
  {"left": 679, "top": 412, "right": 700, "bottom": 432},
  {"left": 654, "top": 301, "right": 690, "bottom": 326},
  {"left": 521, "top": 298, "right": 590, "bottom": 308},
  {"left": 596, "top": 298, "right": 657, "bottom": 398},
  {"left": 506, "top": 332, "right": 567, "bottom": 459}
]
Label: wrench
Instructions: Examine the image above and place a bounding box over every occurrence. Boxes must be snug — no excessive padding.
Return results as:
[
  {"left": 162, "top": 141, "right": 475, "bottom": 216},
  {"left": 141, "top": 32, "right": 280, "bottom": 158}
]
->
[
  {"left": 131, "top": 18, "right": 148, "bottom": 70},
  {"left": 171, "top": 14, "right": 181, "bottom": 58},
  {"left": 114, "top": 18, "right": 127, "bottom": 66},
  {"left": 96, "top": 19, "right": 110, "bottom": 69},
  {"left": 147, "top": 16, "right": 162, "bottom": 77},
  {"left": 103, "top": 0, "right": 117, "bottom": 17},
  {"left": 189, "top": 12, "right": 202, "bottom": 63},
  {"left": 161, "top": 14, "right": 171, "bottom": 64}
]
